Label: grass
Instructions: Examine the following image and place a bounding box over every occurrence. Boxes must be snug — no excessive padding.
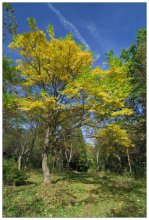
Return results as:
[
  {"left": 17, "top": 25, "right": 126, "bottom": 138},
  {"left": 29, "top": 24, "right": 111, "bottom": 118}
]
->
[{"left": 3, "top": 170, "right": 146, "bottom": 217}]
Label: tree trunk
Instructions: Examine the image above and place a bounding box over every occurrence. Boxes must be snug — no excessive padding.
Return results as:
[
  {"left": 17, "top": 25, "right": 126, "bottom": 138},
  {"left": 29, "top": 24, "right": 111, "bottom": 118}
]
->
[
  {"left": 42, "top": 127, "right": 51, "bottom": 183},
  {"left": 96, "top": 150, "right": 99, "bottom": 171},
  {"left": 127, "top": 147, "right": 132, "bottom": 175},
  {"left": 52, "top": 156, "right": 55, "bottom": 173},
  {"left": 42, "top": 151, "right": 51, "bottom": 183},
  {"left": 18, "top": 155, "right": 22, "bottom": 170}
]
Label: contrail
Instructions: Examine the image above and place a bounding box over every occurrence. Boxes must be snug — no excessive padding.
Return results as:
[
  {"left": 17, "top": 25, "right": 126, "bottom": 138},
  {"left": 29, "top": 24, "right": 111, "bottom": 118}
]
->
[{"left": 47, "top": 3, "right": 90, "bottom": 50}]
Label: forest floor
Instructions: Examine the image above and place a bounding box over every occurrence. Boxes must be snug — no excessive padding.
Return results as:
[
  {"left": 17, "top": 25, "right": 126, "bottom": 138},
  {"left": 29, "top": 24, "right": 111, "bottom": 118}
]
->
[{"left": 3, "top": 170, "right": 146, "bottom": 217}]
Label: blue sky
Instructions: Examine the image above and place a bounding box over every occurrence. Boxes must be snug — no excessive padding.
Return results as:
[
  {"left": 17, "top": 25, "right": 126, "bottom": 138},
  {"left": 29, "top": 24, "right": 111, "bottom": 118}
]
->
[
  {"left": 4, "top": 2, "right": 146, "bottom": 66},
  {"left": 3, "top": 2, "right": 146, "bottom": 145}
]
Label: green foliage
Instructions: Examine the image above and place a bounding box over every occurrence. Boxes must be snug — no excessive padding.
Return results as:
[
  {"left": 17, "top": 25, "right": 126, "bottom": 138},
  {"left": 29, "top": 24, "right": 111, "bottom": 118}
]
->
[
  {"left": 3, "top": 56, "right": 22, "bottom": 127},
  {"left": 120, "top": 28, "right": 146, "bottom": 176},
  {"left": 3, "top": 158, "right": 28, "bottom": 185},
  {"left": 132, "top": 156, "right": 146, "bottom": 178},
  {"left": 3, "top": 93, "right": 16, "bottom": 110},
  {"left": 121, "top": 28, "right": 146, "bottom": 109},
  {"left": 47, "top": 24, "right": 54, "bottom": 38},
  {"left": 78, "top": 151, "right": 91, "bottom": 172},
  {"left": 105, "top": 49, "right": 115, "bottom": 61},
  {"left": 3, "top": 56, "right": 21, "bottom": 93},
  {"left": 3, "top": 57, "right": 16, "bottom": 85},
  {"left": 136, "top": 28, "right": 146, "bottom": 44},
  {"left": 3, "top": 3, "right": 17, "bottom": 40},
  {"left": 27, "top": 17, "right": 36, "bottom": 30}
]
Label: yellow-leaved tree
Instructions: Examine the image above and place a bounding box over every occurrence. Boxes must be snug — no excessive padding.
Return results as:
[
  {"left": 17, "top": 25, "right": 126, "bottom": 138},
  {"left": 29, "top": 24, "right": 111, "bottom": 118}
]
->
[
  {"left": 9, "top": 19, "right": 93, "bottom": 183},
  {"left": 97, "top": 124, "right": 134, "bottom": 174},
  {"left": 9, "top": 18, "right": 133, "bottom": 183},
  {"left": 63, "top": 53, "right": 134, "bottom": 174}
]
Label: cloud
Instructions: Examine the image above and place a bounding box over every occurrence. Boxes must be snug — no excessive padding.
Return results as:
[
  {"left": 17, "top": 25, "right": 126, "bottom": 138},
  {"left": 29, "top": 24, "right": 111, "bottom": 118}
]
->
[
  {"left": 47, "top": 3, "right": 90, "bottom": 50},
  {"left": 85, "top": 23, "right": 101, "bottom": 39},
  {"left": 84, "top": 22, "right": 115, "bottom": 53}
]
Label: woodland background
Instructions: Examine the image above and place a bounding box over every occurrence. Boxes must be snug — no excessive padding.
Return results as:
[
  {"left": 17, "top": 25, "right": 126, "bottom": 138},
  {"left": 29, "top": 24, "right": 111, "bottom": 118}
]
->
[{"left": 3, "top": 3, "right": 146, "bottom": 217}]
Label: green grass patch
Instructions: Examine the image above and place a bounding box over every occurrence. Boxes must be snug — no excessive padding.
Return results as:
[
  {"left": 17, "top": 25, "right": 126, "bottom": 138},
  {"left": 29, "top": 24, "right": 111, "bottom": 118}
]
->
[{"left": 3, "top": 170, "right": 146, "bottom": 217}]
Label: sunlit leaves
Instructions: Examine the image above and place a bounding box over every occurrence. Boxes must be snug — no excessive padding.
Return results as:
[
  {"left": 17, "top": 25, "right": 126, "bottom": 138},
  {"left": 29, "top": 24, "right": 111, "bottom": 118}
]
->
[
  {"left": 8, "top": 21, "right": 133, "bottom": 154},
  {"left": 27, "top": 17, "right": 36, "bottom": 30},
  {"left": 64, "top": 58, "right": 132, "bottom": 119},
  {"left": 98, "top": 124, "right": 134, "bottom": 152},
  {"left": 47, "top": 24, "right": 54, "bottom": 38},
  {"left": 8, "top": 24, "right": 93, "bottom": 117}
]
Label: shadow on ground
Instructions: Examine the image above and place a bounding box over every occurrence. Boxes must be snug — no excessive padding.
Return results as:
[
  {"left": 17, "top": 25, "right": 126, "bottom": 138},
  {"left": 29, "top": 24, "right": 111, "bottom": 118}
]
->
[{"left": 54, "top": 172, "right": 146, "bottom": 217}]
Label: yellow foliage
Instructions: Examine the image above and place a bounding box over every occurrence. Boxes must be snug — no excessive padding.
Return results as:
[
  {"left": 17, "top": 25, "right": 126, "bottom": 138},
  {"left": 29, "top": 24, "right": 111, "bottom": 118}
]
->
[
  {"left": 98, "top": 124, "right": 134, "bottom": 149},
  {"left": 112, "top": 109, "right": 133, "bottom": 117},
  {"left": 8, "top": 24, "right": 132, "bottom": 125},
  {"left": 8, "top": 27, "right": 94, "bottom": 114}
]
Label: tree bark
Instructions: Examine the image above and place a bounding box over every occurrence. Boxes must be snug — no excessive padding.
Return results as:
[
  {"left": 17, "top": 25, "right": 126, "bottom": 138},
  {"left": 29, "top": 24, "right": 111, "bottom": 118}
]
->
[
  {"left": 96, "top": 150, "right": 99, "bottom": 172},
  {"left": 42, "top": 127, "right": 51, "bottom": 183},
  {"left": 127, "top": 147, "right": 132, "bottom": 175},
  {"left": 18, "top": 155, "right": 22, "bottom": 170}
]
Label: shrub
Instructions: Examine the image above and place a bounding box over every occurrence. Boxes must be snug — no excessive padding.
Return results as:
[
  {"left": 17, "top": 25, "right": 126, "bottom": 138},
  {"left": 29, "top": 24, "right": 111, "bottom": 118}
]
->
[{"left": 3, "top": 158, "right": 28, "bottom": 185}]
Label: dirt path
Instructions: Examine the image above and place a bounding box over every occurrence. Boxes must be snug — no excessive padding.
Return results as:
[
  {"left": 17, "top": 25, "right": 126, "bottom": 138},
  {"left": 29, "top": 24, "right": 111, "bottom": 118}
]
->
[{"left": 84, "top": 184, "right": 96, "bottom": 217}]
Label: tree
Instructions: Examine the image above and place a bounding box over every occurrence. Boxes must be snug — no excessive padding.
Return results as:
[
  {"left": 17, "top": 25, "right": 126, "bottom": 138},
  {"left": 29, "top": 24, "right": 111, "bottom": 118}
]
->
[
  {"left": 3, "top": 3, "right": 17, "bottom": 41},
  {"left": 3, "top": 57, "right": 19, "bottom": 132},
  {"left": 64, "top": 56, "right": 132, "bottom": 122},
  {"left": 97, "top": 124, "right": 134, "bottom": 174},
  {"left": 64, "top": 56, "right": 133, "bottom": 168},
  {"left": 3, "top": 56, "right": 38, "bottom": 171},
  {"left": 120, "top": 28, "right": 146, "bottom": 176},
  {"left": 8, "top": 20, "right": 93, "bottom": 183},
  {"left": 8, "top": 19, "right": 133, "bottom": 182},
  {"left": 94, "top": 140, "right": 105, "bottom": 172}
]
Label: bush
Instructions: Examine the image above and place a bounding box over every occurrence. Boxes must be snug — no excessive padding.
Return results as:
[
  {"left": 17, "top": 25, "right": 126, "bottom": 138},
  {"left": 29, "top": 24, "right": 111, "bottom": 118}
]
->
[
  {"left": 77, "top": 152, "right": 91, "bottom": 172},
  {"left": 3, "top": 158, "right": 28, "bottom": 185}
]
